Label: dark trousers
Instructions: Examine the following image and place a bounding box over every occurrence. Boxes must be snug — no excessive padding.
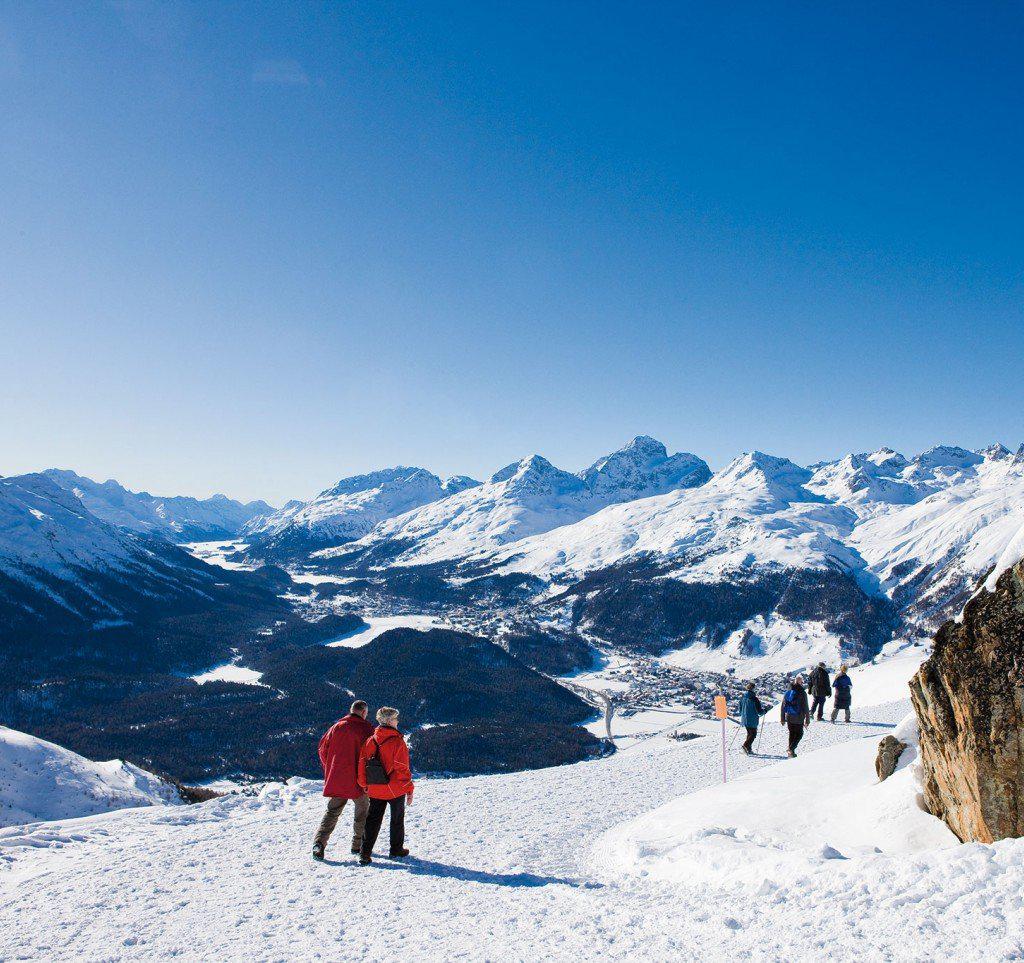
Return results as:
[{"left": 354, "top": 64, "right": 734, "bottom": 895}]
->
[
  {"left": 810, "top": 695, "right": 827, "bottom": 720},
  {"left": 361, "top": 795, "right": 406, "bottom": 856},
  {"left": 743, "top": 727, "right": 758, "bottom": 752},
  {"left": 787, "top": 722, "right": 805, "bottom": 753}
]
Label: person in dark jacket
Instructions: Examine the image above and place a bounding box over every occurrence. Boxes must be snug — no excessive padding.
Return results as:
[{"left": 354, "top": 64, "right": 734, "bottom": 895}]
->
[
  {"left": 780, "top": 675, "right": 811, "bottom": 757},
  {"left": 737, "top": 682, "right": 767, "bottom": 755},
  {"left": 312, "top": 700, "right": 374, "bottom": 861},
  {"left": 807, "top": 662, "right": 831, "bottom": 721},
  {"left": 831, "top": 665, "right": 853, "bottom": 722}
]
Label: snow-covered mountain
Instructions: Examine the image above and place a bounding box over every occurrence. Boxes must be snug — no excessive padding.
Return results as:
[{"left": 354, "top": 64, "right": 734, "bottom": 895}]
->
[
  {"left": 489, "top": 451, "right": 859, "bottom": 582},
  {"left": 833, "top": 445, "right": 1024, "bottom": 624},
  {"left": 0, "top": 473, "right": 251, "bottom": 632},
  {"left": 321, "top": 437, "right": 711, "bottom": 567},
  {"left": 439, "top": 443, "right": 1024, "bottom": 669},
  {"left": 40, "top": 469, "right": 273, "bottom": 541},
  {"left": 453, "top": 451, "right": 887, "bottom": 671},
  {"left": 243, "top": 467, "right": 480, "bottom": 560},
  {"left": 0, "top": 725, "right": 181, "bottom": 828},
  {"left": 298, "top": 441, "right": 1023, "bottom": 674}
]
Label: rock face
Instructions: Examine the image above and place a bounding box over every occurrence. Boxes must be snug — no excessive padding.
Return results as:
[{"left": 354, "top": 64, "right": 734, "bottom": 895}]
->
[
  {"left": 874, "top": 735, "right": 906, "bottom": 781},
  {"left": 909, "top": 557, "right": 1024, "bottom": 842}
]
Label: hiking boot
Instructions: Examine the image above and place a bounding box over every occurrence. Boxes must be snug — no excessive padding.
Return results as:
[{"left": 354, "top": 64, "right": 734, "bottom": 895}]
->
[
  {"left": 312, "top": 844, "right": 325, "bottom": 861},
  {"left": 389, "top": 848, "right": 410, "bottom": 859},
  {"left": 351, "top": 846, "right": 361, "bottom": 854},
  {"left": 358, "top": 854, "right": 372, "bottom": 866},
  {"left": 787, "top": 749, "right": 796, "bottom": 758}
]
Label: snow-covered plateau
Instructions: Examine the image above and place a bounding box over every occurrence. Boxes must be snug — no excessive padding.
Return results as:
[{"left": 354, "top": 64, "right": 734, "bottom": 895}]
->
[{"left": 2, "top": 655, "right": 1019, "bottom": 961}]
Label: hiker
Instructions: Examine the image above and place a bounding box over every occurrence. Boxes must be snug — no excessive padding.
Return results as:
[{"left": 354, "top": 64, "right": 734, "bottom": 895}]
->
[
  {"left": 312, "top": 699, "right": 375, "bottom": 861},
  {"left": 780, "top": 674, "right": 811, "bottom": 757},
  {"left": 737, "top": 682, "right": 767, "bottom": 755},
  {"left": 357, "top": 706, "right": 415, "bottom": 866},
  {"left": 807, "top": 661, "right": 831, "bottom": 721},
  {"left": 831, "top": 665, "right": 853, "bottom": 722}
]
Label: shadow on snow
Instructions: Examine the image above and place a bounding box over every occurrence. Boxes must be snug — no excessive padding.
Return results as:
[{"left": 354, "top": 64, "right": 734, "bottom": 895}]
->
[{"left": 367, "top": 857, "right": 603, "bottom": 889}]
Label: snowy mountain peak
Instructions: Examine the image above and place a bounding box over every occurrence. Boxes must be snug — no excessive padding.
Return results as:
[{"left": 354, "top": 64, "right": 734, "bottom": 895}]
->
[
  {"left": 442, "top": 475, "right": 480, "bottom": 495},
  {"left": 488, "top": 455, "right": 584, "bottom": 496},
  {"left": 715, "top": 452, "right": 811, "bottom": 491},
  {"left": 980, "top": 443, "right": 1012, "bottom": 461},
  {"left": 867, "top": 447, "right": 910, "bottom": 470},
  {"left": 320, "top": 466, "right": 435, "bottom": 498},
  {"left": 912, "top": 445, "right": 983, "bottom": 471},
  {"left": 243, "top": 466, "right": 481, "bottom": 557},
  {"left": 579, "top": 436, "right": 710, "bottom": 500}
]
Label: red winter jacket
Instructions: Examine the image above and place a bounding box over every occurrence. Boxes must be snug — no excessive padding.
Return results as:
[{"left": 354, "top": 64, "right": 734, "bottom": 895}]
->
[
  {"left": 357, "top": 725, "right": 415, "bottom": 801},
  {"left": 318, "top": 713, "right": 374, "bottom": 799}
]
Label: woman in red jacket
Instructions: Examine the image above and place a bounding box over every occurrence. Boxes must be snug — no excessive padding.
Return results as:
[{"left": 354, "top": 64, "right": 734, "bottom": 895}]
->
[{"left": 357, "top": 706, "right": 415, "bottom": 865}]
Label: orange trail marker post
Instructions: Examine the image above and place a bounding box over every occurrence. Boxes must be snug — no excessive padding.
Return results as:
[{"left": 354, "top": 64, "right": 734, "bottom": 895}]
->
[{"left": 714, "top": 695, "right": 728, "bottom": 783}]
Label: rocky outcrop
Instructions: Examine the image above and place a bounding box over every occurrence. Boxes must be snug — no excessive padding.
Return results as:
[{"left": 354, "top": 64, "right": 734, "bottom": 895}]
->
[
  {"left": 909, "top": 558, "right": 1024, "bottom": 842},
  {"left": 875, "top": 735, "right": 907, "bottom": 781}
]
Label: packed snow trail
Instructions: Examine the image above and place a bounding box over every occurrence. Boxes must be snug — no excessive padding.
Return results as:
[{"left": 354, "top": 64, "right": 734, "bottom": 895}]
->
[{"left": 0, "top": 705, "right": 928, "bottom": 959}]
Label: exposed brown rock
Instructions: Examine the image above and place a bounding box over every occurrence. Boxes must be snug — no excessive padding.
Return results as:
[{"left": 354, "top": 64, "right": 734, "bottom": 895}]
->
[
  {"left": 875, "top": 735, "right": 906, "bottom": 781},
  {"left": 909, "top": 557, "right": 1024, "bottom": 842}
]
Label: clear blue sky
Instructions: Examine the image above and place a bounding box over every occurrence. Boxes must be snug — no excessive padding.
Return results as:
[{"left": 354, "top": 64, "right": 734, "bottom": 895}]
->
[{"left": 1, "top": 2, "right": 1022, "bottom": 504}]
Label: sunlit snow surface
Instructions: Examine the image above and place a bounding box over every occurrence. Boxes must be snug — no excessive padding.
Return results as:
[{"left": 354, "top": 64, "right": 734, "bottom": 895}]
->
[
  {"left": 182, "top": 540, "right": 258, "bottom": 571},
  {"left": 0, "top": 726, "right": 180, "bottom": 828},
  {"left": 190, "top": 663, "right": 266, "bottom": 686},
  {"left": 3, "top": 655, "right": 1021, "bottom": 960},
  {"left": 325, "top": 614, "right": 450, "bottom": 648}
]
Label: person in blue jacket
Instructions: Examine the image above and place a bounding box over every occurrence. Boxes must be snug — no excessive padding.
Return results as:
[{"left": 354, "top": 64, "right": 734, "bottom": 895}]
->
[
  {"left": 737, "top": 682, "right": 767, "bottom": 755},
  {"left": 831, "top": 665, "right": 853, "bottom": 722}
]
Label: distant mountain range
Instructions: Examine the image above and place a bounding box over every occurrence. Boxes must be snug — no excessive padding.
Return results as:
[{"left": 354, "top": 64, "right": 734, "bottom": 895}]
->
[
  {"left": 318, "top": 436, "right": 710, "bottom": 568},
  {"left": 42, "top": 469, "right": 273, "bottom": 541},
  {"left": 277, "top": 438, "right": 1024, "bottom": 674},
  {"left": 0, "top": 472, "right": 245, "bottom": 637},
  {"left": 241, "top": 466, "right": 479, "bottom": 559},
  {"left": 4, "top": 436, "right": 1024, "bottom": 784}
]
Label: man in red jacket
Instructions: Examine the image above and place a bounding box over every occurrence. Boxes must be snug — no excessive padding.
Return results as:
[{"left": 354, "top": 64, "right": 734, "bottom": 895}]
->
[
  {"left": 356, "top": 706, "right": 415, "bottom": 865},
  {"left": 312, "top": 699, "right": 374, "bottom": 861}
]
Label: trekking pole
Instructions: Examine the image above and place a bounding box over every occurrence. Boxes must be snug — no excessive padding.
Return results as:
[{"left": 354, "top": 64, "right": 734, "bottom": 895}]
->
[
  {"left": 755, "top": 715, "right": 767, "bottom": 754},
  {"left": 727, "top": 720, "right": 742, "bottom": 750}
]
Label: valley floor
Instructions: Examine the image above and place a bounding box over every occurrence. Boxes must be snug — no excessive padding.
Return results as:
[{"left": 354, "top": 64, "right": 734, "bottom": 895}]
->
[{"left": 1, "top": 677, "right": 1019, "bottom": 961}]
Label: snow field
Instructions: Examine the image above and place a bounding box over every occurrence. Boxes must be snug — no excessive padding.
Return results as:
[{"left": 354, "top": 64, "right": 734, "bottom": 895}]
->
[{"left": 2, "top": 655, "right": 1018, "bottom": 961}]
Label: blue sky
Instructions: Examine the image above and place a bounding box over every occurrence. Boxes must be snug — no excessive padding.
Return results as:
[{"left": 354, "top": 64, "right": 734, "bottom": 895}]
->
[{"left": 1, "top": 2, "right": 1022, "bottom": 503}]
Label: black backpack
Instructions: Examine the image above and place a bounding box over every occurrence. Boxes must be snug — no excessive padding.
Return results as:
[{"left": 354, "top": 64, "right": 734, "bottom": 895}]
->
[{"left": 364, "top": 737, "right": 391, "bottom": 786}]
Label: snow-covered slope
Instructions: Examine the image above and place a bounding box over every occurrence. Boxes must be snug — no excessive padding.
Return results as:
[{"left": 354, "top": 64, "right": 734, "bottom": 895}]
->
[
  {"left": 41, "top": 469, "right": 273, "bottom": 541},
  {"left": 0, "top": 726, "right": 180, "bottom": 828},
  {"left": 324, "top": 437, "right": 710, "bottom": 567},
  {"left": 0, "top": 473, "right": 242, "bottom": 630},
  {"left": 243, "top": 467, "right": 480, "bottom": 559},
  {"left": 3, "top": 657, "right": 1017, "bottom": 961}
]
